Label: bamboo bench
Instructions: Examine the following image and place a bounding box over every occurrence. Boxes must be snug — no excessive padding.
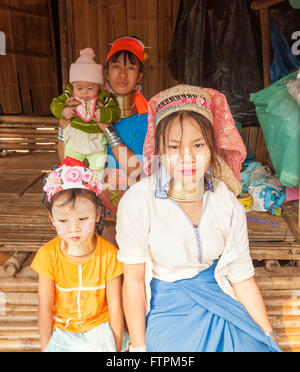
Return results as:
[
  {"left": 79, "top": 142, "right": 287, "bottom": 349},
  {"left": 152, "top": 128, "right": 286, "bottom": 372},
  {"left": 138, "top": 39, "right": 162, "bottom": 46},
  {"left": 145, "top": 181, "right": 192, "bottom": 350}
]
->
[
  {"left": 0, "top": 115, "right": 59, "bottom": 276},
  {"left": 0, "top": 115, "right": 59, "bottom": 153}
]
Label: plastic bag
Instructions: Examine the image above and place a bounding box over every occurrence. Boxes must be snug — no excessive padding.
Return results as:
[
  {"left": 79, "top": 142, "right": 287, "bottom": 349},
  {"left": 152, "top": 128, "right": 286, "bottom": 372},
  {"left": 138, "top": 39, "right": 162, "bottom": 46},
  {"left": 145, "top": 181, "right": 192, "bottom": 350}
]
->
[
  {"left": 289, "top": 0, "right": 300, "bottom": 9},
  {"left": 248, "top": 176, "right": 286, "bottom": 213},
  {"left": 168, "top": 0, "right": 263, "bottom": 126},
  {"left": 250, "top": 71, "right": 300, "bottom": 188},
  {"left": 269, "top": 18, "right": 300, "bottom": 83},
  {"left": 287, "top": 68, "right": 300, "bottom": 105},
  {"left": 241, "top": 161, "right": 271, "bottom": 192}
]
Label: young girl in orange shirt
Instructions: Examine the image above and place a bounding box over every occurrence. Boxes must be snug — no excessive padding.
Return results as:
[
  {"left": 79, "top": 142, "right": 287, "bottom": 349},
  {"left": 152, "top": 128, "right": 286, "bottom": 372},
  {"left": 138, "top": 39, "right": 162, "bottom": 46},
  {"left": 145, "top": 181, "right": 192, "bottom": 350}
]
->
[{"left": 31, "top": 157, "right": 128, "bottom": 352}]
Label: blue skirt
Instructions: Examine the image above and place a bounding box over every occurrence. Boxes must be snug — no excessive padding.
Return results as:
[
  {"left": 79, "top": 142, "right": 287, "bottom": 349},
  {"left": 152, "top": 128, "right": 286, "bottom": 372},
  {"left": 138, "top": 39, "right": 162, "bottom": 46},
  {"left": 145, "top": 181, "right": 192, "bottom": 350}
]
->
[{"left": 146, "top": 261, "right": 281, "bottom": 352}]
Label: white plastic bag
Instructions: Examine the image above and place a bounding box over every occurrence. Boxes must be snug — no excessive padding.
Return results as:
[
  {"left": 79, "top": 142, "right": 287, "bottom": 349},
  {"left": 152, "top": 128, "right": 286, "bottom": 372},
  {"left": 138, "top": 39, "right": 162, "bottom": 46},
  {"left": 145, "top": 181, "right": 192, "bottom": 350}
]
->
[{"left": 248, "top": 176, "right": 286, "bottom": 213}]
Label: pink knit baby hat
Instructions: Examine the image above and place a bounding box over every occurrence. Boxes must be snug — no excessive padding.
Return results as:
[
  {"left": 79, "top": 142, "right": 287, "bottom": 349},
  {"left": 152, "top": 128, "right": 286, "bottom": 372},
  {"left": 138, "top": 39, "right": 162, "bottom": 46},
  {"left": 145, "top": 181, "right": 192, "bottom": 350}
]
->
[{"left": 69, "top": 48, "right": 103, "bottom": 84}]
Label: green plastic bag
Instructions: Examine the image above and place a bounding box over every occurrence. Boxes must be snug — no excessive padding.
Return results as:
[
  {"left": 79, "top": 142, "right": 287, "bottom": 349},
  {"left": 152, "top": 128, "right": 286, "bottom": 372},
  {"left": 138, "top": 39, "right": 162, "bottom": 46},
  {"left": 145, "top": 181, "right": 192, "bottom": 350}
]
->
[
  {"left": 250, "top": 71, "right": 300, "bottom": 187},
  {"left": 289, "top": 0, "right": 300, "bottom": 9}
]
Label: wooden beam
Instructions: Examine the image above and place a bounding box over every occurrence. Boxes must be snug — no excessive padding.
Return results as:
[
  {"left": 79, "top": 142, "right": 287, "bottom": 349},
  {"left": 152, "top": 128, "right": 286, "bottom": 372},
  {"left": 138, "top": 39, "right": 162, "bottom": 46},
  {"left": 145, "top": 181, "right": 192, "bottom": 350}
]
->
[
  {"left": 251, "top": 0, "right": 285, "bottom": 10},
  {"left": 5, "top": 49, "right": 53, "bottom": 59},
  {"left": 0, "top": 4, "right": 48, "bottom": 17}
]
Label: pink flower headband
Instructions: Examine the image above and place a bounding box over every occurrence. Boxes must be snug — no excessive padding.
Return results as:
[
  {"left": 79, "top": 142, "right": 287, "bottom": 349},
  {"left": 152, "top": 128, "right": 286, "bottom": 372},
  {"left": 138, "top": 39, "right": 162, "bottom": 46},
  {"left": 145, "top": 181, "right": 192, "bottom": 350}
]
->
[{"left": 43, "top": 157, "right": 103, "bottom": 203}]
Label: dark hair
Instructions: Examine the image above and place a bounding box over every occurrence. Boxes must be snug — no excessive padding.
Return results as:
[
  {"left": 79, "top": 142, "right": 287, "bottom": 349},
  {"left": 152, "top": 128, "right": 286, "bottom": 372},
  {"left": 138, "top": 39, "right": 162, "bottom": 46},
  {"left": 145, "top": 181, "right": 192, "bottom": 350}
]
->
[
  {"left": 106, "top": 50, "right": 143, "bottom": 73},
  {"left": 105, "top": 36, "right": 144, "bottom": 73},
  {"left": 42, "top": 187, "right": 106, "bottom": 236},
  {"left": 44, "top": 188, "right": 99, "bottom": 213},
  {"left": 154, "top": 110, "right": 220, "bottom": 177}
]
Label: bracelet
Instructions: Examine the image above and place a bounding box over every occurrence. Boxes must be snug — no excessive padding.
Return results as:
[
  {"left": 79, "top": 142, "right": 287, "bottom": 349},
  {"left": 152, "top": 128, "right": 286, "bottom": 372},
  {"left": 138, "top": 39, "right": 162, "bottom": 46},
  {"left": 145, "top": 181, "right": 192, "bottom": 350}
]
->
[
  {"left": 265, "top": 330, "right": 279, "bottom": 342},
  {"left": 104, "top": 126, "right": 122, "bottom": 149},
  {"left": 58, "top": 128, "right": 65, "bottom": 142},
  {"left": 129, "top": 345, "right": 146, "bottom": 352}
]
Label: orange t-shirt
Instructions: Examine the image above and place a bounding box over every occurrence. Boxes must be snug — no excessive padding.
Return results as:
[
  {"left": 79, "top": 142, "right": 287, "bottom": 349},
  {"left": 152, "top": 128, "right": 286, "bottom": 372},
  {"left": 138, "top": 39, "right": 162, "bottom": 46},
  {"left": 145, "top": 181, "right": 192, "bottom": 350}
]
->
[{"left": 31, "top": 234, "right": 123, "bottom": 333}]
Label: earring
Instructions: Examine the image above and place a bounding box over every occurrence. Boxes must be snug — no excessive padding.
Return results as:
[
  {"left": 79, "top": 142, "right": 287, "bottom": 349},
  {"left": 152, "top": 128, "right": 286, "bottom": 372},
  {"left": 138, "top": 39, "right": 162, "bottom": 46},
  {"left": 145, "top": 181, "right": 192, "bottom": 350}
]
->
[{"left": 205, "top": 167, "right": 214, "bottom": 192}]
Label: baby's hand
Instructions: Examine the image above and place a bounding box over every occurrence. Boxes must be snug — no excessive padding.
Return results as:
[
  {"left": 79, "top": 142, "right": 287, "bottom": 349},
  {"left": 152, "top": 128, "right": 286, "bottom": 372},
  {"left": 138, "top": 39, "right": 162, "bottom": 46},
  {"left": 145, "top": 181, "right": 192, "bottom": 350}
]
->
[
  {"left": 94, "top": 107, "right": 101, "bottom": 123},
  {"left": 97, "top": 100, "right": 104, "bottom": 108},
  {"left": 62, "top": 107, "right": 77, "bottom": 120},
  {"left": 94, "top": 102, "right": 104, "bottom": 123},
  {"left": 65, "top": 97, "right": 80, "bottom": 107}
]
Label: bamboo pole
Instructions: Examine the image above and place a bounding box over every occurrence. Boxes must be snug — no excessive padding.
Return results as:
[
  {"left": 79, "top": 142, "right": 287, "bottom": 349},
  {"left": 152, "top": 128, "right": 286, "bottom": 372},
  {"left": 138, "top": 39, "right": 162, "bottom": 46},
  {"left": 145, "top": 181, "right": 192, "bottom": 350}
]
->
[
  {"left": 18, "top": 173, "right": 45, "bottom": 197},
  {"left": 0, "top": 115, "right": 58, "bottom": 124},
  {"left": 256, "top": 276, "right": 300, "bottom": 290},
  {"left": 3, "top": 253, "right": 31, "bottom": 277},
  {"left": 0, "top": 277, "right": 38, "bottom": 292}
]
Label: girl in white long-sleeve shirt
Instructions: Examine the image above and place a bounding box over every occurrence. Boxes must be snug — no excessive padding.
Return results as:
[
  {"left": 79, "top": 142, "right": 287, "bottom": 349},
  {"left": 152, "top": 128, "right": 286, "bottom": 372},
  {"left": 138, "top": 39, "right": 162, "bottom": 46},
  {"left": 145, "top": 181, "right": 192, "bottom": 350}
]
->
[{"left": 116, "top": 84, "right": 281, "bottom": 353}]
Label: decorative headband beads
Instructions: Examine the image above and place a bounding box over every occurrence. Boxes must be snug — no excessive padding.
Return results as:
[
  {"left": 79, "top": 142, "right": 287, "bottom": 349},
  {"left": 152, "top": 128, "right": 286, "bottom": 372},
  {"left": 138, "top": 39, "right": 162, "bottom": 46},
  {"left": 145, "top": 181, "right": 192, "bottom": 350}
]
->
[{"left": 43, "top": 157, "right": 103, "bottom": 203}]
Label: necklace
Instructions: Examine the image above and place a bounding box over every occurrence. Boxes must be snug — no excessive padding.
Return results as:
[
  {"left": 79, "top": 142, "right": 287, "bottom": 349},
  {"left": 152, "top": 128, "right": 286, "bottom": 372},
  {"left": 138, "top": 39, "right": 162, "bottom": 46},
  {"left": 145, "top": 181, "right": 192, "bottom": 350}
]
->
[
  {"left": 60, "top": 237, "right": 96, "bottom": 257},
  {"left": 168, "top": 179, "right": 204, "bottom": 203},
  {"left": 114, "top": 91, "right": 138, "bottom": 118}
]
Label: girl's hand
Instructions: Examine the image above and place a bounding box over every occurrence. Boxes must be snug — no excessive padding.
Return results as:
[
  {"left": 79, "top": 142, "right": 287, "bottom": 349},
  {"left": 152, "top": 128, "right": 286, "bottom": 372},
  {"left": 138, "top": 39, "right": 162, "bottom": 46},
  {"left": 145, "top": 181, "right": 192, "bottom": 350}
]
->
[{"left": 63, "top": 107, "right": 77, "bottom": 120}]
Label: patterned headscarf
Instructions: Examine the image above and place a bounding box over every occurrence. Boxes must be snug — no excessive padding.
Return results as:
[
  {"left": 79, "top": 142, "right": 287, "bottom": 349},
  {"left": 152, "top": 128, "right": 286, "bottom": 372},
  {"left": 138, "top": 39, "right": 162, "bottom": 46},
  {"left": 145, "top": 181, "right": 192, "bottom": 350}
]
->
[{"left": 143, "top": 84, "right": 247, "bottom": 184}]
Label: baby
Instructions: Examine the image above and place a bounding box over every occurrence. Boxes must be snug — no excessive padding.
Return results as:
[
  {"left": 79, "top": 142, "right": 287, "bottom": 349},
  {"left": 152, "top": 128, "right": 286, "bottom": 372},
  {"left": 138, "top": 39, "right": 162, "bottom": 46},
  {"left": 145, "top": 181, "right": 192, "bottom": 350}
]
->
[{"left": 51, "top": 48, "right": 120, "bottom": 179}]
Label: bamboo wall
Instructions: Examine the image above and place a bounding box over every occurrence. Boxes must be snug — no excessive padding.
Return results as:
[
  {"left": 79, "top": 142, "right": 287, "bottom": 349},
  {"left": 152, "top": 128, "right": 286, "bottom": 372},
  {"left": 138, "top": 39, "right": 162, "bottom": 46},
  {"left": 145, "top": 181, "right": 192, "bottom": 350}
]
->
[{"left": 62, "top": 0, "right": 181, "bottom": 100}]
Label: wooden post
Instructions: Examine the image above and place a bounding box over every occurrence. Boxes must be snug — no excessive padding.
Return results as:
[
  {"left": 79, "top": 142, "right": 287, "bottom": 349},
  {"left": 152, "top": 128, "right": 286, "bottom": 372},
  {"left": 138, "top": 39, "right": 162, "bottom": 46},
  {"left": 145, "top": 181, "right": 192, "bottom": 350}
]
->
[
  {"left": 250, "top": 0, "right": 284, "bottom": 164},
  {"left": 254, "top": 6, "right": 271, "bottom": 162},
  {"left": 48, "top": 0, "right": 59, "bottom": 96},
  {"left": 58, "top": 0, "right": 69, "bottom": 90},
  {"left": 251, "top": 0, "right": 285, "bottom": 11}
]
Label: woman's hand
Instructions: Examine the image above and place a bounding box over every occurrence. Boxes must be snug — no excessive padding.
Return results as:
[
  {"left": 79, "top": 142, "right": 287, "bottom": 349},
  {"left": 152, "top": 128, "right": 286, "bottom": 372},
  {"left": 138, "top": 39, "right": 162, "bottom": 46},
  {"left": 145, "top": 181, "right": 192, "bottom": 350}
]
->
[
  {"left": 97, "top": 121, "right": 112, "bottom": 131},
  {"left": 59, "top": 118, "right": 71, "bottom": 129},
  {"left": 62, "top": 107, "right": 77, "bottom": 120}
]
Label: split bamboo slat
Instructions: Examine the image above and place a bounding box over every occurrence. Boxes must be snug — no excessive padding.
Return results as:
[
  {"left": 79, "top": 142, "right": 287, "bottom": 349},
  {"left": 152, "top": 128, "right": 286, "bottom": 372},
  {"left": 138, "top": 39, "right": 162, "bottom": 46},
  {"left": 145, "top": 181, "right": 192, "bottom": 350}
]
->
[{"left": 0, "top": 115, "right": 59, "bottom": 152}]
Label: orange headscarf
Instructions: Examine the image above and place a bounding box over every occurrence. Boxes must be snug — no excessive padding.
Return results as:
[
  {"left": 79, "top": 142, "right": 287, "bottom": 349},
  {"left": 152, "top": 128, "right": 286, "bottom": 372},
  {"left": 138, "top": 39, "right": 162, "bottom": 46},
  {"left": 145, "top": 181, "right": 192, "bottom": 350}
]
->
[
  {"left": 106, "top": 37, "right": 144, "bottom": 63},
  {"left": 106, "top": 37, "right": 148, "bottom": 115}
]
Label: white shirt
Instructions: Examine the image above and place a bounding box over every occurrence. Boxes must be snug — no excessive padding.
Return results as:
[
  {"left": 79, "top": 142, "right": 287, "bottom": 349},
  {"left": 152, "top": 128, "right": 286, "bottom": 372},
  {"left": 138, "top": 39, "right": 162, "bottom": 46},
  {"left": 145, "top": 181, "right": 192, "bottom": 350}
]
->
[{"left": 116, "top": 175, "right": 254, "bottom": 314}]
